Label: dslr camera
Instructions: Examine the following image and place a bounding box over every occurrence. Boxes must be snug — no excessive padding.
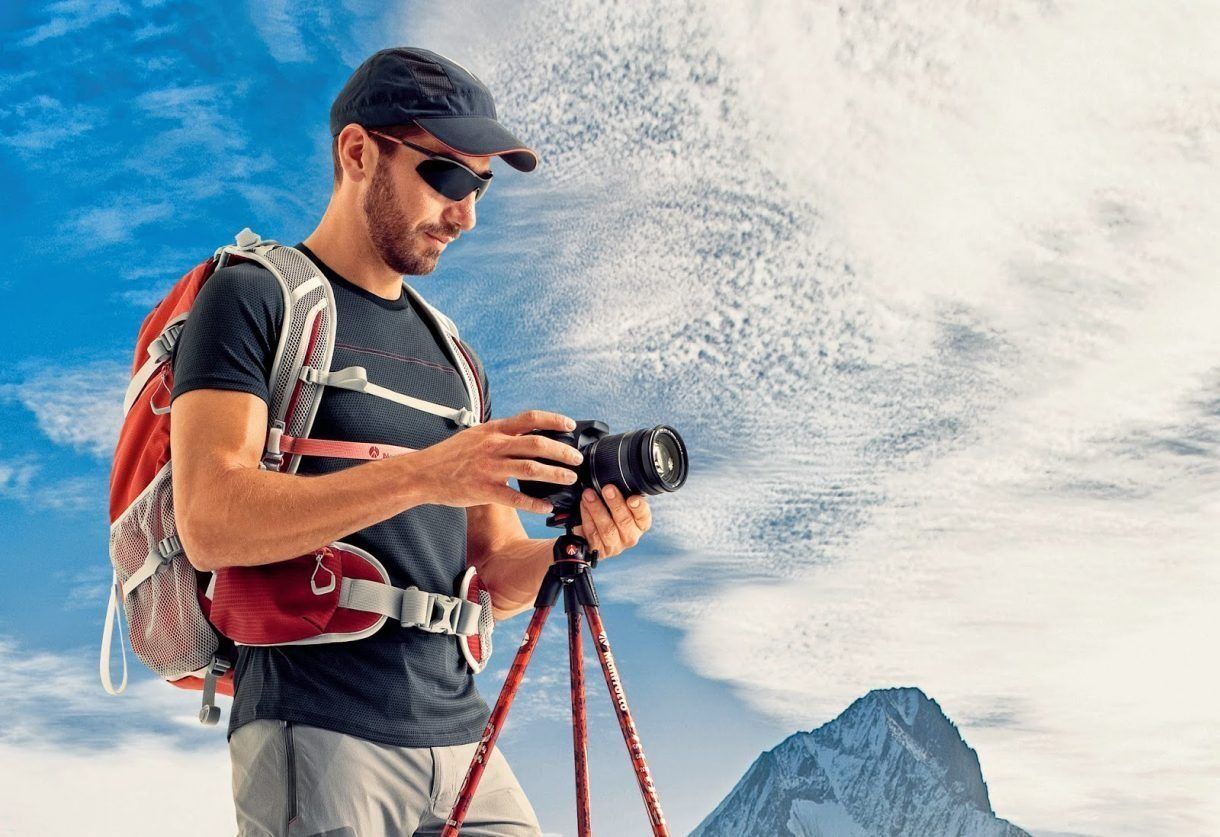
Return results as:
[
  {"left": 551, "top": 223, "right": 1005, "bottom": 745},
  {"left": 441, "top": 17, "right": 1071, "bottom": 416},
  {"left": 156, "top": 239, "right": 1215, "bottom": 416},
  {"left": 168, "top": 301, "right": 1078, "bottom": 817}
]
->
[{"left": 518, "top": 421, "right": 688, "bottom": 529}]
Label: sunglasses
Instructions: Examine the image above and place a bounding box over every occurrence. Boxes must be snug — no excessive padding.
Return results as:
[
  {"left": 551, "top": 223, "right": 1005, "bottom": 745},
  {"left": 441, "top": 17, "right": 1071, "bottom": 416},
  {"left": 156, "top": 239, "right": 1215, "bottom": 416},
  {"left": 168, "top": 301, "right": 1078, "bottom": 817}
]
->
[{"left": 369, "top": 131, "right": 493, "bottom": 203}]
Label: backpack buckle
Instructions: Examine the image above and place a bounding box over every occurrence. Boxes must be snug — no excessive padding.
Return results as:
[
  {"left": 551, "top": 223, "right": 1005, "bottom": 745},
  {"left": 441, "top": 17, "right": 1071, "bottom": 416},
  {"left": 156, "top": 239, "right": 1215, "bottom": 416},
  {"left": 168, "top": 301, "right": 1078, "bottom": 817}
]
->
[
  {"left": 398, "top": 589, "right": 468, "bottom": 635},
  {"left": 261, "top": 421, "right": 286, "bottom": 470},
  {"left": 426, "top": 595, "right": 460, "bottom": 634}
]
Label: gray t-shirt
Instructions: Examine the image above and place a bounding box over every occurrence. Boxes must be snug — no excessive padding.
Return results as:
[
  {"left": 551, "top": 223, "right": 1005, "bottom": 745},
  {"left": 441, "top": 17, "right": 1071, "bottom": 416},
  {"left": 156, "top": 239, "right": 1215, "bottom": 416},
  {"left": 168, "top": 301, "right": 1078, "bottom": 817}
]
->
[{"left": 171, "top": 243, "right": 492, "bottom": 747}]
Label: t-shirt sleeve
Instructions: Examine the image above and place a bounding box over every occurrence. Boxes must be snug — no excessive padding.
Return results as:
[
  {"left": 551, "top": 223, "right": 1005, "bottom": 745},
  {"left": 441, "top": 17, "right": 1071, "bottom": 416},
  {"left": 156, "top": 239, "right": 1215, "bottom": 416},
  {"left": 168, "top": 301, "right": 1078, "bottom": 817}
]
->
[{"left": 170, "top": 262, "right": 285, "bottom": 405}]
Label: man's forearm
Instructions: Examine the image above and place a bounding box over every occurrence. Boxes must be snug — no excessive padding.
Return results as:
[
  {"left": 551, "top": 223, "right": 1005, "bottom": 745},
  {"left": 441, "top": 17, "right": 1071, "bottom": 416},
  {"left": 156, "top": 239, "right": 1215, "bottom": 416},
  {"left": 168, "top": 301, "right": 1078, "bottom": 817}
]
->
[
  {"left": 179, "top": 452, "right": 433, "bottom": 571},
  {"left": 479, "top": 536, "right": 559, "bottom": 620}
]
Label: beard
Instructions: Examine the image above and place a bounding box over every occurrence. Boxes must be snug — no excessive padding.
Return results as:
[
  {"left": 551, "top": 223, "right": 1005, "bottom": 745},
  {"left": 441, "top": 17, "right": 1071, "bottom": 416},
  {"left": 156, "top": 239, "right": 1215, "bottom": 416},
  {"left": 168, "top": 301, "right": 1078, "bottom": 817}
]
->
[{"left": 362, "top": 159, "right": 456, "bottom": 276}]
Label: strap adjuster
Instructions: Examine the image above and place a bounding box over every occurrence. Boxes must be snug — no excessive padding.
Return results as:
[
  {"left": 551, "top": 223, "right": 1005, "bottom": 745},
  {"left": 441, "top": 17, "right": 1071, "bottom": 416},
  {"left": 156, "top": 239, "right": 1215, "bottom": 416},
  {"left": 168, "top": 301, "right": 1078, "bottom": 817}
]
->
[
  {"left": 155, "top": 535, "right": 183, "bottom": 561},
  {"left": 147, "top": 322, "right": 185, "bottom": 363},
  {"left": 298, "top": 366, "right": 324, "bottom": 385},
  {"left": 262, "top": 421, "right": 286, "bottom": 469}
]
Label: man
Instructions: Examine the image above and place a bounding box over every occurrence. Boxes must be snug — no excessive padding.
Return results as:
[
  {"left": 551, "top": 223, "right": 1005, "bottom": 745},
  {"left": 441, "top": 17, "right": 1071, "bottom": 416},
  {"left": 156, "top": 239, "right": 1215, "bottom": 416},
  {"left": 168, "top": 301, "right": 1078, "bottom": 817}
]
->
[{"left": 170, "top": 47, "right": 652, "bottom": 836}]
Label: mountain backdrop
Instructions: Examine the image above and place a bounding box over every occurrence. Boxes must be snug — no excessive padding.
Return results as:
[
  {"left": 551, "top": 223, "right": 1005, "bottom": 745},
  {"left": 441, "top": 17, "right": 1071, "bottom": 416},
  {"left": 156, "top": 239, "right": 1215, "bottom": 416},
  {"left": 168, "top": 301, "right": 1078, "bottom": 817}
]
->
[{"left": 691, "top": 688, "right": 1030, "bottom": 837}]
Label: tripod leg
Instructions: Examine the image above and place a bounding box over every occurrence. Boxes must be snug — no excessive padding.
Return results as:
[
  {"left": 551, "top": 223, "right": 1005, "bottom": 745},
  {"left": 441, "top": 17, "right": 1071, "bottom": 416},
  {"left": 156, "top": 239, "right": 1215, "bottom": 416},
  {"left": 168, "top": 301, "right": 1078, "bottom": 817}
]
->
[
  {"left": 443, "top": 604, "right": 554, "bottom": 837},
  {"left": 583, "top": 605, "right": 670, "bottom": 837},
  {"left": 566, "top": 585, "right": 592, "bottom": 837}
]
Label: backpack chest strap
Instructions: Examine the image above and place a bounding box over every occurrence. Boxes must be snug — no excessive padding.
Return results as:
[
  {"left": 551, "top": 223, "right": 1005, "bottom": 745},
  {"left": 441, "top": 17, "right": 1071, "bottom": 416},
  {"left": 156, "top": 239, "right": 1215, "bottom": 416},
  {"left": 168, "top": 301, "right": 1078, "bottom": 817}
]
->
[{"left": 299, "top": 365, "right": 478, "bottom": 428}]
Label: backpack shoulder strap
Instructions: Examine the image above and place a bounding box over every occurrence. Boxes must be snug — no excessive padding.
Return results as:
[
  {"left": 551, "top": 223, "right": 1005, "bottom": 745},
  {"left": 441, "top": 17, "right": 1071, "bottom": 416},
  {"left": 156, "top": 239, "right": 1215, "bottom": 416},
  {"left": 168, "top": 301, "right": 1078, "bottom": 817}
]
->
[
  {"left": 215, "top": 228, "right": 338, "bottom": 475},
  {"left": 213, "top": 230, "right": 485, "bottom": 470},
  {"left": 401, "top": 281, "right": 485, "bottom": 426}
]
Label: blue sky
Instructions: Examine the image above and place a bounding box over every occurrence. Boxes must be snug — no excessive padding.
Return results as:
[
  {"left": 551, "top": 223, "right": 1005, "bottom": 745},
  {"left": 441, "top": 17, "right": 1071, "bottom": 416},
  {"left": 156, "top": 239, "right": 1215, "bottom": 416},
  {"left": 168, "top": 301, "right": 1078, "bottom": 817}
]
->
[
  {"left": 0, "top": 3, "right": 786, "bottom": 835},
  {"left": 5, "top": 1, "right": 1220, "bottom": 836}
]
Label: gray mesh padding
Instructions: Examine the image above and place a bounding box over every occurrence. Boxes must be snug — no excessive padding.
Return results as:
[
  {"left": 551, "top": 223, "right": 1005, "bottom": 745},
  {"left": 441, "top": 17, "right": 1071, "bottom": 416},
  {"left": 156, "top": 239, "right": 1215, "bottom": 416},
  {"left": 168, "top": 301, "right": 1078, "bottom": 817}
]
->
[
  {"left": 473, "top": 584, "right": 494, "bottom": 673},
  {"left": 257, "top": 247, "right": 336, "bottom": 474},
  {"left": 405, "top": 56, "right": 456, "bottom": 98},
  {"left": 109, "top": 463, "right": 217, "bottom": 678}
]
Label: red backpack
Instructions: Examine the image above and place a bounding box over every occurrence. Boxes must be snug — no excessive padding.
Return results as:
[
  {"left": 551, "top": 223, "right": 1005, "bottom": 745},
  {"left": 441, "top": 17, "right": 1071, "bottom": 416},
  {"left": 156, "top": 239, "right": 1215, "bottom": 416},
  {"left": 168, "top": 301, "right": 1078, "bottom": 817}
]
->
[{"left": 101, "top": 229, "right": 495, "bottom": 724}]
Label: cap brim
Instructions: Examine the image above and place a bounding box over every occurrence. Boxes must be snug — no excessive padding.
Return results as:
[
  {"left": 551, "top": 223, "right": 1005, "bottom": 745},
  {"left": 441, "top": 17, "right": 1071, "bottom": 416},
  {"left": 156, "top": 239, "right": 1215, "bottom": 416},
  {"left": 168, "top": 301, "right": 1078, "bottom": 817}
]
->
[{"left": 414, "top": 116, "right": 539, "bottom": 173}]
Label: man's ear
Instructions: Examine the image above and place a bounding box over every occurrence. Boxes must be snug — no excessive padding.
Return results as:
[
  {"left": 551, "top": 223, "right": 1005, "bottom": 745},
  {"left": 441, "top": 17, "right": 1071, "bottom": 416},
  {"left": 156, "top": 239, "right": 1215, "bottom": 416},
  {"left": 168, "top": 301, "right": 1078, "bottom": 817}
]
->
[{"left": 337, "top": 124, "right": 375, "bottom": 183}]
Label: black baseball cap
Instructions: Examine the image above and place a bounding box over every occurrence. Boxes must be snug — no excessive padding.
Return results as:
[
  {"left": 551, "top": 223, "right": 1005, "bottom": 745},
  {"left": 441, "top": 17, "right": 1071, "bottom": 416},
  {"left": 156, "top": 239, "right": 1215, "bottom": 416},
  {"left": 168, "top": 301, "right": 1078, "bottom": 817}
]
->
[{"left": 329, "top": 47, "right": 539, "bottom": 173}]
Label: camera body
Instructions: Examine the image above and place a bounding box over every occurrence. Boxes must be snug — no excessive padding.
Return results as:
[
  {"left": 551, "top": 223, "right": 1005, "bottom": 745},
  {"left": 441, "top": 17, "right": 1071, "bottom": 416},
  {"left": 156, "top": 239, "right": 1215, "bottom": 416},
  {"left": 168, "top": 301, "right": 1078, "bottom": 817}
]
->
[{"left": 518, "top": 420, "right": 688, "bottom": 529}]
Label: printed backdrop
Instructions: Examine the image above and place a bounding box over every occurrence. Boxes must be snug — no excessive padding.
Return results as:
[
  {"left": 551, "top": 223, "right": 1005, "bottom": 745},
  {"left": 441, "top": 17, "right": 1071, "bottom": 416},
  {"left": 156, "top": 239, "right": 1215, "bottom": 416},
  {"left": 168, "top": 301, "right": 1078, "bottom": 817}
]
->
[{"left": 2, "top": 2, "right": 1218, "bottom": 835}]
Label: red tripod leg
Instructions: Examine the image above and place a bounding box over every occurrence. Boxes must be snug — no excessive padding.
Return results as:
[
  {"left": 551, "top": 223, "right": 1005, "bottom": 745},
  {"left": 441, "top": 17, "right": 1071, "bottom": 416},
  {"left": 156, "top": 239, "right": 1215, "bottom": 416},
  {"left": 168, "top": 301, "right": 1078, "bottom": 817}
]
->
[
  {"left": 568, "top": 594, "right": 592, "bottom": 837},
  {"left": 583, "top": 605, "right": 670, "bottom": 836},
  {"left": 443, "top": 604, "right": 553, "bottom": 837}
]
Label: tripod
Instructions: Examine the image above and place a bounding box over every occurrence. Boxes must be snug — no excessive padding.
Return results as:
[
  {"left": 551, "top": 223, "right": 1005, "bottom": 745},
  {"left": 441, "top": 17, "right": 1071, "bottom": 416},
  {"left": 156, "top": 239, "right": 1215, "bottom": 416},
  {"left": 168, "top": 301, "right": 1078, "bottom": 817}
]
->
[{"left": 442, "top": 531, "right": 669, "bottom": 836}]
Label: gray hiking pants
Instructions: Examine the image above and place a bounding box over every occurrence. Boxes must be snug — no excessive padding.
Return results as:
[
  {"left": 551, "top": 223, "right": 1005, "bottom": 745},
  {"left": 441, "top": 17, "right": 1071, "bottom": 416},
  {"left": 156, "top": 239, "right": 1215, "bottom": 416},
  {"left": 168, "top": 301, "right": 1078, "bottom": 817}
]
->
[{"left": 230, "top": 720, "right": 543, "bottom": 836}]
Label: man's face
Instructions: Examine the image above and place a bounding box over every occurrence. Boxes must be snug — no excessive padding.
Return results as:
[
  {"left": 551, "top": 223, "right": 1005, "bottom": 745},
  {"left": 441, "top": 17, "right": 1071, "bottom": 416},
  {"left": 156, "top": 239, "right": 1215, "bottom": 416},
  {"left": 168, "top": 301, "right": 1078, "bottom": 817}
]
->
[{"left": 361, "top": 131, "right": 488, "bottom": 276}]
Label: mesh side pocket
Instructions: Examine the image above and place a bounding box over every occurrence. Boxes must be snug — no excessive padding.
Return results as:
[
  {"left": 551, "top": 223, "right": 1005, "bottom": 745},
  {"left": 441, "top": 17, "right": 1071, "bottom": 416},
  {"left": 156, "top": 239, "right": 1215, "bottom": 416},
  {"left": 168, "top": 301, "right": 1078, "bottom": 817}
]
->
[
  {"left": 109, "top": 462, "right": 217, "bottom": 679},
  {"left": 459, "top": 567, "right": 494, "bottom": 674},
  {"left": 474, "top": 584, "right": 494, "bottom": 671}
]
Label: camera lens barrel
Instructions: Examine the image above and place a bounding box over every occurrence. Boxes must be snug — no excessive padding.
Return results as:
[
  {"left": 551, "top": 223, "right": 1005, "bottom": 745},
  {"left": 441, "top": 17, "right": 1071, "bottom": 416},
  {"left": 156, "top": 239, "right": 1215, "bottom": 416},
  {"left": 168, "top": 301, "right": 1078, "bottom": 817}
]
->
[{"left": 587, "top": 425, "right": 688, "bottom": 496}]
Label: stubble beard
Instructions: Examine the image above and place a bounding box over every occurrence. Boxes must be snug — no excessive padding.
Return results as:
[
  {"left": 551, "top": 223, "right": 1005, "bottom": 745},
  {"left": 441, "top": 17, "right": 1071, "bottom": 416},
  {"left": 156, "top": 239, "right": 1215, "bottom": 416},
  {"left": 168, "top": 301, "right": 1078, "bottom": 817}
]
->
[{"left": 363, "top": 159, "right": 451, "bottom": 276}]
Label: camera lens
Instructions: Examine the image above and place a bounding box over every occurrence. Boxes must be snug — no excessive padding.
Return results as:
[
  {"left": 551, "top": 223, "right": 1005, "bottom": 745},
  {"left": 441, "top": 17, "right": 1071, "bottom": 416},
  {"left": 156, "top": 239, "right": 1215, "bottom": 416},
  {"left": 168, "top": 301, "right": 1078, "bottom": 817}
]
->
[
  {"left": 587, "top": 425, "right": 688, "bottom": 496},
  {"left": 650, "top": 428, "right": 684, "bottom": 488}
]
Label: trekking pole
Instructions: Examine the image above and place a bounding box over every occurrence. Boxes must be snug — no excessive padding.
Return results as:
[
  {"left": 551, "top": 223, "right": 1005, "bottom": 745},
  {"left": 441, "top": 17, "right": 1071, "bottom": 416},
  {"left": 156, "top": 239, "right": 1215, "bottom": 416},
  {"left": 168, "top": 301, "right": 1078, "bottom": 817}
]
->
[{"left": 442, "top": 531, "right": 669, "bottom": 837}]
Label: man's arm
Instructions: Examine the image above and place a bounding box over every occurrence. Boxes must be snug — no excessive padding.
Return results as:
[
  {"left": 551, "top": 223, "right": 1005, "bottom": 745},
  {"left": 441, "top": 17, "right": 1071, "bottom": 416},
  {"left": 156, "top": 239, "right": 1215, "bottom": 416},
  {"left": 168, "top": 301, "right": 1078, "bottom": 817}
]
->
[
  {"left": 172, "top": 389, "right": 578, "bottom": 573},
  {"left": 467, "top": 485, "right": 655, "bottom": 621},
  {"left": 466, "top": 502, "right": 556, "bottom": 621},
  {"left": 172, "top": 388, "right": 440, "bottom": 571}
]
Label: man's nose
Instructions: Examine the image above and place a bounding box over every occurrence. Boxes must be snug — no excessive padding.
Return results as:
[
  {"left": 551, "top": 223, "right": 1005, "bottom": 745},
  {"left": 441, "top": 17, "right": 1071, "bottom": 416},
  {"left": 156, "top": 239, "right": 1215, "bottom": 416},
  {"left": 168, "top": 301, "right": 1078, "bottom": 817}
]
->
[{"left": 443, "top": 191, "right": 477, "bottom": 232}]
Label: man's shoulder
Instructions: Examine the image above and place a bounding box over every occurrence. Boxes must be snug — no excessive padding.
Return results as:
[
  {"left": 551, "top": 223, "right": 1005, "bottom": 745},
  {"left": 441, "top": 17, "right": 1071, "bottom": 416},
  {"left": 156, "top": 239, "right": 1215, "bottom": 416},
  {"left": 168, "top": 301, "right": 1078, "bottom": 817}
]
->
[
  {"left": 193, "top": 257, "right": 288, "bottom": 320},
  {"left": 206, "top": 257, "right": 283, "bottom": 294}
]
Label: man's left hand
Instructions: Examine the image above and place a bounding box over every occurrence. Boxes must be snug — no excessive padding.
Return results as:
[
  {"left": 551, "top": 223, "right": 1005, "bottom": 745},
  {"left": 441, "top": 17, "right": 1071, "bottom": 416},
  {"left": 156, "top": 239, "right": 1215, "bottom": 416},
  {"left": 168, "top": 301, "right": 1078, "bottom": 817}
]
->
[{"left": 572, "top": 484, "right": 651, "bottom": 560}]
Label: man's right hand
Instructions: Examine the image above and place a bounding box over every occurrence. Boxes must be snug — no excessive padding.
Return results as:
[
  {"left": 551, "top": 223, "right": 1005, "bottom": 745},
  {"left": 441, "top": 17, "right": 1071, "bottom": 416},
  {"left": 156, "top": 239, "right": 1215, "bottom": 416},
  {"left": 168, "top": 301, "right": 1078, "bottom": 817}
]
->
[{"left": 408, "top": 410, "right": 585, "bottom": 514}]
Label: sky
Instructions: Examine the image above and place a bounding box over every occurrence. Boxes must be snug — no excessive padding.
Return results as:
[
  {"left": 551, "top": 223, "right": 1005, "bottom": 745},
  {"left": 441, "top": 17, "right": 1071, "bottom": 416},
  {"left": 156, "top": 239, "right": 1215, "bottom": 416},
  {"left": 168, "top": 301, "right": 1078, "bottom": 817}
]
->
[{"left": 2, "top": 1, "right": 1219, "bottom": 836}]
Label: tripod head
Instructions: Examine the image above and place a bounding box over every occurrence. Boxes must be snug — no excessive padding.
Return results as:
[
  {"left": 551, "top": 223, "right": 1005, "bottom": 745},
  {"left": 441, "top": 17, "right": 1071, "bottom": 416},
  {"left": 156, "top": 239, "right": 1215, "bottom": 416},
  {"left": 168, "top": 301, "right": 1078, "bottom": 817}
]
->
[
  {"left": 556, "top": 526, "right": 598, "bottom": 567},
  {"left": 536, "top": 530, "right": 600, "bottom": 611}
]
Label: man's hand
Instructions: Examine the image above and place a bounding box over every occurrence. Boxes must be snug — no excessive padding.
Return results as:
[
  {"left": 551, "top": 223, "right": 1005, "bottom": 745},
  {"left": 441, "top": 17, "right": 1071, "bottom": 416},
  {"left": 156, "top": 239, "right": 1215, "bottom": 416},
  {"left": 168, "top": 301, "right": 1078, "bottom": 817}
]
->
[
  {"left": 410, "top": 409, "right": 584, "bottom": 514},
  {"left": 572, "top": 484, "right": 652, "bottom": 561}
]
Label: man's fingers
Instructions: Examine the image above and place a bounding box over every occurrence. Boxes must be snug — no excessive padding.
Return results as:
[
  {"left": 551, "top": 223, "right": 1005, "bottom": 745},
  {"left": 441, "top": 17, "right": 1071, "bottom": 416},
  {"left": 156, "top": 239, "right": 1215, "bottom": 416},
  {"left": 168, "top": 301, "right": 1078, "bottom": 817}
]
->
[
  {"left": 581, "top": 489, "right": 622, "bottom": 551},
  {"left": 506, "top": 459, "right": 579, "bottom": 486},
  {"left": 507, "top": 434, "right": 584, "bottom": 467},
  {"left": 495, "top": 485, "right": 552, "bottom": 515},
  {"left": 497, "top": 409, "right": 576, "bottom": 437},
  {"left": 626, "top": 494, "right": 652, "bottom": 531},
  {"left": 601, "top": 485, "right": 636, "bottom": 531}
]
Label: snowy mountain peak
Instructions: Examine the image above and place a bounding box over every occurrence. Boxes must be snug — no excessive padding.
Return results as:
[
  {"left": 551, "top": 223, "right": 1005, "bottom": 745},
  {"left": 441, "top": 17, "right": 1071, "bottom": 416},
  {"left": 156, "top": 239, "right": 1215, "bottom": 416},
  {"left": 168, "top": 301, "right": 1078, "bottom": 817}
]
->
[{"left": 691, "top": 687, "right": 1029, "bottom": 837}]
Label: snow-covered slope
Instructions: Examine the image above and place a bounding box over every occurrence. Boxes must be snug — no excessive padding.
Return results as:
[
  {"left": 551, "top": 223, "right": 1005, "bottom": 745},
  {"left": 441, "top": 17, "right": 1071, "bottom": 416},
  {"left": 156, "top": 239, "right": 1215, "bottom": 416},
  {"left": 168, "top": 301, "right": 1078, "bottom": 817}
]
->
[{"left": 691, "top": 688, "right": 1029, "bottom": 837}]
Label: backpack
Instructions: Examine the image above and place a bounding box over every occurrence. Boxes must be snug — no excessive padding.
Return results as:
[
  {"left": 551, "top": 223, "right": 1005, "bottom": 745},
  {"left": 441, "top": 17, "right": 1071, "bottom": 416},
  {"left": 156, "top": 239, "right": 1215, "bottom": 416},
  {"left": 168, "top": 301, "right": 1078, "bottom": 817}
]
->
[{"left": 101, "top": 228, "right": 495, "bottom": 725}]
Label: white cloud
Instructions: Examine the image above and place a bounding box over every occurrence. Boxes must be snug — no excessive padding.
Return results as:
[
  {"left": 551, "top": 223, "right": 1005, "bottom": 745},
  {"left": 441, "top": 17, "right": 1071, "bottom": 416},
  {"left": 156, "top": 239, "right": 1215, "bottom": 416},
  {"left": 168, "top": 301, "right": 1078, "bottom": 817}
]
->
[
  {"left": 410, "top": 2, "right": 1220, "bottom": 834},
  {"left": 0, "top": 636, "right": 230, "bottom": 748},
  {"left": 0, "top": 95, "right": 103, "bottom": 154},
  {"left": 73, "top": 201, "right": 175, "bottom": 247},
  {"left": 17, "top": 0, "right": 130, "bottom": 48},
  {"left": 0, "top": 457, "right": 39, "bottom": 501},
  {"left": 245, "top": 0, "right": 396, "bottom": 68},
  {"left": 0, "top": 637, "right": 233, "bottom": 836},
  {"left": 247, "top": 0, "right": 312, "bottom": 63},
  {"left": 4, "top": 361, "right": 127, "bottom": 458},
  {"left": 0, "top": 739, "right": 233, "bottom": 836},
  {"left": 56, "top": 565, "right": 114, "bottom": 611}
]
